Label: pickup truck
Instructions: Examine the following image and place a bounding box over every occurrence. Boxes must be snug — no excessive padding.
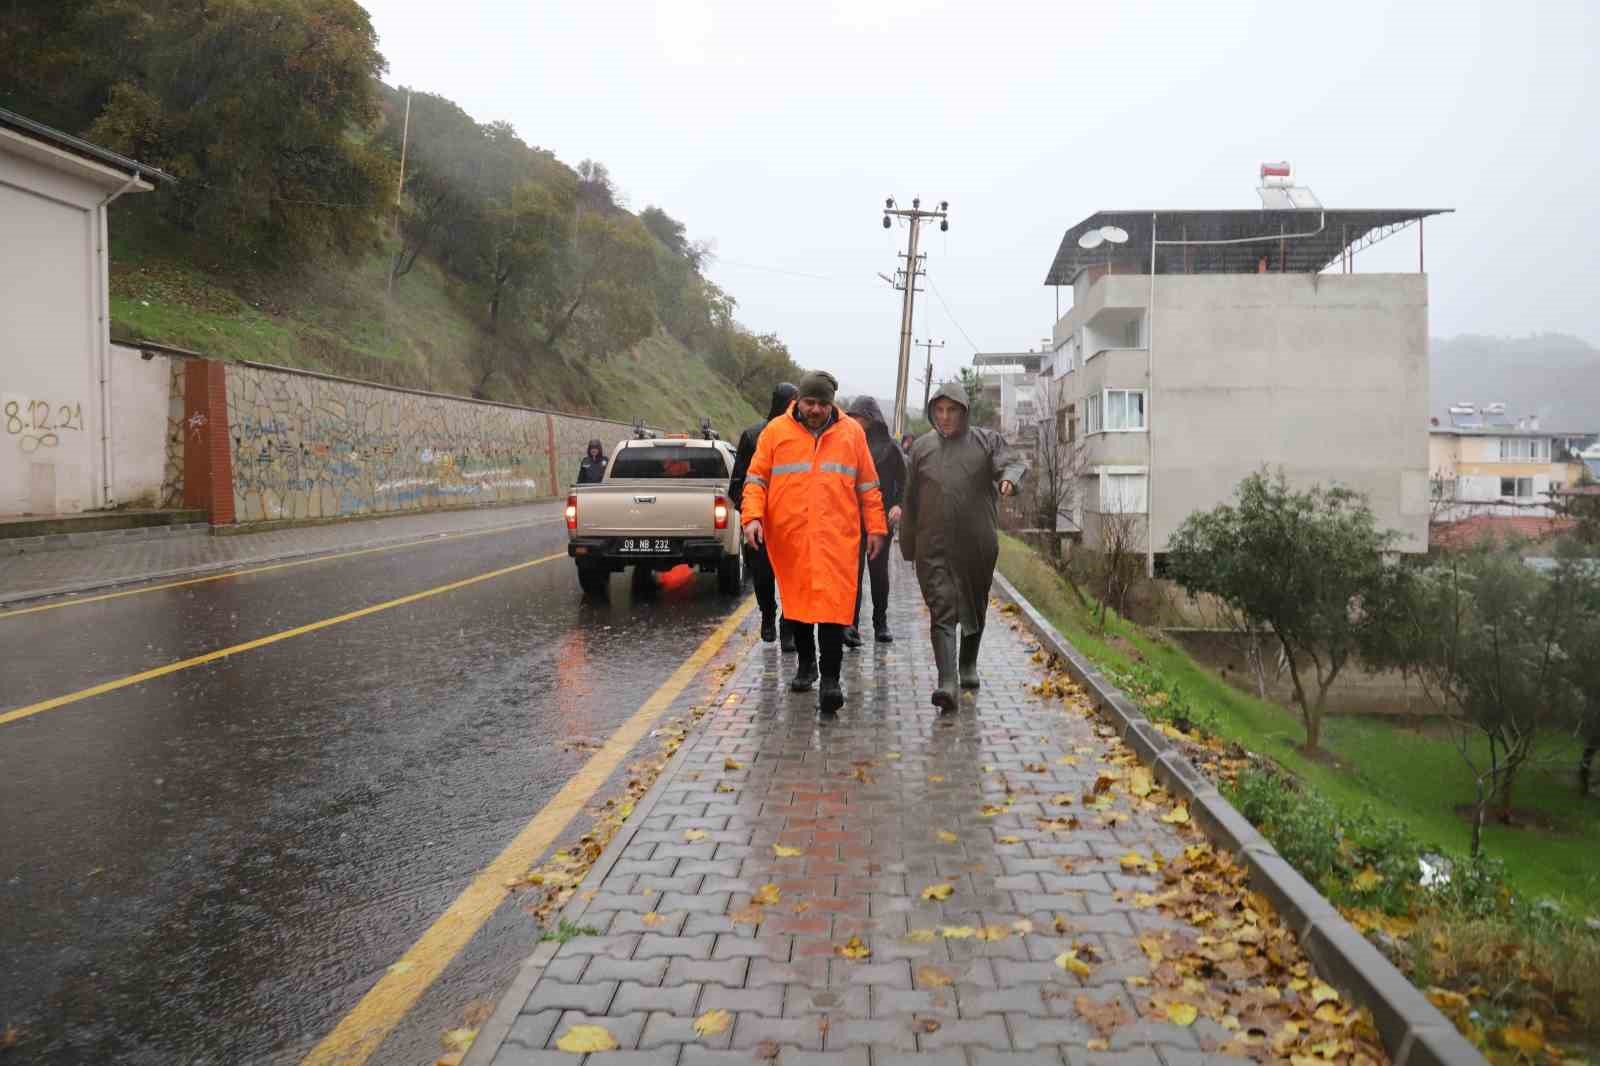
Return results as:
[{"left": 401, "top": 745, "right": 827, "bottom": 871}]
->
[{"left": 565, "top": 436, "right": 743, "bottom": 596}]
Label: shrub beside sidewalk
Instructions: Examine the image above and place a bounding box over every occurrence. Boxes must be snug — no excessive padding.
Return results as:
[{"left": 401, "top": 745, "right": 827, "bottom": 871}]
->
[{"left": 998, "top": 536, "right": 1600, "bottom": 1061}]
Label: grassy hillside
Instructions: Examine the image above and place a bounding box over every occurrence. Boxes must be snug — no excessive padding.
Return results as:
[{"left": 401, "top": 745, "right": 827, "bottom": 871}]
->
[{"left": 107, "top": 226, "right": 761, "bottom": 439}]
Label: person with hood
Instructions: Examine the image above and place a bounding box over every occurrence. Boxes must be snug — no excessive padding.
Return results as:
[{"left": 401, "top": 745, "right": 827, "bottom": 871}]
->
[
  {"left": 900, "top": 381, "right": 1026, "bottom": 710},
  {"left": 576, "top": 439, "right": 608, "bottom": 484},
  {"left": 844, "top": 396, "right": 907, "bottom": 645},
  {"left": 741, "top": 370, "right": 888, "bottom": 714},
  {"left": 729, "top": 382, "right": 799, "bottom": 645}
]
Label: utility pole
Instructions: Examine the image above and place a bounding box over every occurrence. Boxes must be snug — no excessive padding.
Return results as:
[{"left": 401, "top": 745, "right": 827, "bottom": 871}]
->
[
  {"left": 387, "top": 89, "right": 412, "bottom": 296},
  {"left": 915, "top": 337, "right": 944, "bottom": 418},
  {"left": 881, "top": 197, "right": 948, "bottom": 439}
]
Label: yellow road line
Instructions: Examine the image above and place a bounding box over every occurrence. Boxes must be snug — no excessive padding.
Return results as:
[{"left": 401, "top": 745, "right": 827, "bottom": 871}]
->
[
  {"left": 0, "top": 553, "right": 567, "bottom": 728},
  {"left": 301, "top": 595, "right": 756, "bottom": 1066},
  {"left": 0, "top": 518, "right": 560, "bottom": 620}
]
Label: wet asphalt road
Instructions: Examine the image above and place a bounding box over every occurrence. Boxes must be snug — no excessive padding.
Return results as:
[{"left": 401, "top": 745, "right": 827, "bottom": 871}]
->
[{"left": 0, "top": 517, "right": 748, "bottom": 1064}]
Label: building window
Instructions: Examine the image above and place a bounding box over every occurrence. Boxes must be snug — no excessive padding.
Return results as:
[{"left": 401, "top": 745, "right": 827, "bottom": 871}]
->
[
  {"left": 1086, "top": 389, "right": 1147, "bottom": 435},
  {"left": 1498, "top": 438, "right": 1551, "bottom": 461},
  {"left": 1101, "top": 472, "right": 1148, "bottom": 514},
  {"left": 1500, "top": 476, "right": 1534, "bottom": 499}
]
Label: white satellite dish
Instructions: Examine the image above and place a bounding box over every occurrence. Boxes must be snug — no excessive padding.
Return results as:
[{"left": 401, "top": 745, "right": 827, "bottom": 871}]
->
[
  {"left": 1101, "top": 226, "right": 1130, "bottom": 244},
  {"left": 1078, "top": 230, "right": 1104, "bottom": 250}
]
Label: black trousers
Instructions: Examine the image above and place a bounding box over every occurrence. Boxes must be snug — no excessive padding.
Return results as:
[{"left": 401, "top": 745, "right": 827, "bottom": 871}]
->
[
  {"left": 746, "top": 544, "right": 778, "bottom": 618},
  {"left": 791, "top": 622, "right": 845, "bottom": 679},
  {"left": 852, "top": 540, "right": 891, "bottom": 629}
]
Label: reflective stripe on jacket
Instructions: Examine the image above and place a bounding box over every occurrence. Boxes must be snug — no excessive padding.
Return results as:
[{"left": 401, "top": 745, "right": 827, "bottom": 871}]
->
[{"left": 741, "top": 404, "right": 888, "bottom": 625}]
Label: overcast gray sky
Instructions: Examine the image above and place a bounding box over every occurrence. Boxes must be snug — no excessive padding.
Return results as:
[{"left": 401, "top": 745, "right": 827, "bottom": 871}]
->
[{"left": 362, "top": 0, "right": 1597, "bottom": 402}]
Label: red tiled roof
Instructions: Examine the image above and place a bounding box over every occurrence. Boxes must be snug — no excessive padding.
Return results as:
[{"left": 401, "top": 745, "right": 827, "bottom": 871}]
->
[{"left": 1430, "top": 514, "right": 1574, "bottom": 550}]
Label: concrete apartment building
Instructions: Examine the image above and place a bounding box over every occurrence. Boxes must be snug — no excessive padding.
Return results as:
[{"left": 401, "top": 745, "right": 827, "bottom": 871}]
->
[
  {"left": 970, "top": 350, "right": 1045, "bottom": 445},
  {"left": 1042, "top": 188, "right": 1448, "bottom": 561}
]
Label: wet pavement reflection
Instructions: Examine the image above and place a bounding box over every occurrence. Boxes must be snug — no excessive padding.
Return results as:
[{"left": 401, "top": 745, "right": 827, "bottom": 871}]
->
[{"left": 0, "top": 524, "right": 745, "bottom": 1064}]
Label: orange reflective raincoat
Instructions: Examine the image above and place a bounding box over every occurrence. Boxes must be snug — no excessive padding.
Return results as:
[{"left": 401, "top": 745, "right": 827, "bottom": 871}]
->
[{"left": 741, "top": 405, "right": 889, "bottom": 625}]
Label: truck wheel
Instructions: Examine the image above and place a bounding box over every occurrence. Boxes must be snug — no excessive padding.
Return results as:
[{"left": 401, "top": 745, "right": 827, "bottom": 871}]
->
[
  {"left": 576, "top": 562, "right": 609, "bottom": 596},
  {"left": 717, "top": 550, "right": 743, "bottom": 595}
]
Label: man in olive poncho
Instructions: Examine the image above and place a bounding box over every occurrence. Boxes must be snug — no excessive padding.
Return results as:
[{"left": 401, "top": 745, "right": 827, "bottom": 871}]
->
[{"left": 901, "top": 381, "right": 1026, "bottom": 710}]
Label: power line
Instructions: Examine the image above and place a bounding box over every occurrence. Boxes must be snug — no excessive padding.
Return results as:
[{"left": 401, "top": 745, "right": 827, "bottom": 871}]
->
[
  {"left": 711, "top": 258, "right": 837, "bottom": 281},
  {"left": 926, "top": 275, "right": 980, "bottom": 354}
]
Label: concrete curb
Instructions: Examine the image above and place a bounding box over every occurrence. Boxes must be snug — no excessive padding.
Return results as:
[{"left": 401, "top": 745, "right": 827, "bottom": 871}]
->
[
  {"left": 0, "top": 515, "right": 560, "bottom": 608},
  {"left": 462, "top": 619, "right": 759, "bottom": 1066},
  {"left": 991, "top": 571, "right": 1486, "bottom": 1066}
]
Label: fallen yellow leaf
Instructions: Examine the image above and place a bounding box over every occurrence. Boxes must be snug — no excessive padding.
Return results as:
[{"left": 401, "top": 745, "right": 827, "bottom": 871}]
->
[
  {"left": 974, "top": 925, "right": 1011, "bottom": 941},
  {"left": 1495, "top": 1026, "right": 1545, "bottom": 1055},
  {"left": 694, "top": 1009, "right": 733, "bottom": 1037},
  {"left": 1055, "top": 950, "right": 1092, "bottom": 977},
  {"left": 1352, "top": 867, "right": 1383, "bottom": 892},
  {"left": 904, "top": 928, "right": 937, "bottom": 943},
  {"left": 998, "top": 835, "right": 1023, "bottom": 845},
  {"left": 715, "top": 783, "right": 736, "bottom": 794},
  {"left": 1162, "top": 805, "right": 1190, "bottom": 825},
  {"left": 1310, "top": 981, "right": 1340, "bottom": 1005},
  {"left": 937, "top": 830, "right": 958, "bottom": 844},
  {"left": 1167, "top": 1003, "right": 1198, "bottom": 1026},
  {"left": 1119, "top": 851, "right": 1147, "bottom": 870},
  {"left": 772, "top": 844, "right": 803, "bottom": 858},
  {"left": 639, "top": 911, "right": 665, "bottom": 927},
  {"left": 885, "top": 752, "right": 902, "bottom": 760},
  {"left": 683, "top": 829, "right": 707, "bottom": 842},
  {"left": 836, "top": 935, "right": 871, "bottom": 960},
  {"left": 921, "top": 883, "right": 955, "bottom": 901},
  {"left": 1086, "top": 1039, "right": 1109, "bottom": 1051},
  {"left": 556, "top": 1025, "right": 619, "bottom": 1053},
  {"left": 724, "top": 758, "right": 742, "bottom": 771},
  {"left": 1129, "top": 768, "right": 1154, "bottom": 797},
  {"left": 917, "top": 966, "right": 953, "bottom": 988},
  {"left": 752, "top": 883, "right": 780, "bottom": 906},
  {"left": 939, "top": 925, "right": 976, "bottom": 939},
  {"left": 1012, "top": 919, "right": 1034, "bottom": 935},
  {"left": 441, "top": 1028, "right": 477, "bottom": 1053},
  {"left": 927, "top": 774, "right": 946, "bottom": 783}
]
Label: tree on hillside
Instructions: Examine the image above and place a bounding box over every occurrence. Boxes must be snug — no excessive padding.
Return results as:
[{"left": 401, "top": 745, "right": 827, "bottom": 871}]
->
[
  {"left": 1166, "top": 470, "right": 1400, "bottom": 752},
  {"left": 575, "top": 159, "right": 619, "bottom": 214},
  {"left": 481, "top": 178, "right": 575, "bottom": 330},
  {"left": 1370, "top": 544, "right": 1589, "bottom": 852},
  {"left": 954, "top": 368, "right": 998, "bottom": 428},
  {"left": 540, "top": 213, "right": 658, "bottom": 360},
  {"left": 709, "top": 331, "right": 797, "bottom": 410},
  {"left": 83, "top": 0, "right": 392, "bottom": 259}
]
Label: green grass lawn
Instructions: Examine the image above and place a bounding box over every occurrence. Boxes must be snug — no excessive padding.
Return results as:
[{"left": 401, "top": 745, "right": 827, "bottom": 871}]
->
[{"left": 998, "top": 536, "right": 1600, "bottom": 916}]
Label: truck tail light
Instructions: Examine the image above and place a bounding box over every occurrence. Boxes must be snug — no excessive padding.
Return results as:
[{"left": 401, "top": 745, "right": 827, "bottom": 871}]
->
[
  {"left": 565, "top": 494, "right": 578, "bottom": 530},
  {"left": 713, "top": 495, "right": 729, "bottom": 530}
]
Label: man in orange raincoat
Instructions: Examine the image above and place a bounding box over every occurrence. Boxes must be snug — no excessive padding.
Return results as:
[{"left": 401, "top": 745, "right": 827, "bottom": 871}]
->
[{"left": 741, "top": 370, "right": 888, "bottom": 714}]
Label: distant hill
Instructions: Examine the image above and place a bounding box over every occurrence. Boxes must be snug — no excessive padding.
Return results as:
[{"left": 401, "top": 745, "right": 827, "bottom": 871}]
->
[{"left": 1431, "top": 333, "right": 1600, "bottom": 431}]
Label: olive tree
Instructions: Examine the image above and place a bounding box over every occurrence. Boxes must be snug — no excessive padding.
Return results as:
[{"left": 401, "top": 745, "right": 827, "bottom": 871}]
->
[{"left": 1166, "top": 470, "right": 1399, "bottom": 752}]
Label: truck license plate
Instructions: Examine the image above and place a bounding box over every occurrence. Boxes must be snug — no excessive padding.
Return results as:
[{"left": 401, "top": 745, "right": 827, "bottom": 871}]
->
[{"left": 620, "top": 538, "right": 674, "bottom": 554}]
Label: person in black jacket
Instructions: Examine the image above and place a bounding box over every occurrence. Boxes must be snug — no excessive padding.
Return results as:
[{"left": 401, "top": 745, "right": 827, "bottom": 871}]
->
[
  {"left": 729, "top": 382, "right": 798, "bottom": 646},
  {"left": 844, "top": 396, "right": 908, "bottom": 645},
  {"left": 576, "top": 439, "right": 608, "bottom": 484}
]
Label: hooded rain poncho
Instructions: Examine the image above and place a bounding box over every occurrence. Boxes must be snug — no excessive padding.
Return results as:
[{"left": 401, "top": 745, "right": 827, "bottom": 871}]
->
[{"left": 900, "top": 382, "right": 1026, "bottom": 631}]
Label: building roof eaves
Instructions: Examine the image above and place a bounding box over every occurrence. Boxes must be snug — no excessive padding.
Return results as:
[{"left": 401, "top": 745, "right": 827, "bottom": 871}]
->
[{"left": 0, "top": 107, "right": 175, "bottom": 185}]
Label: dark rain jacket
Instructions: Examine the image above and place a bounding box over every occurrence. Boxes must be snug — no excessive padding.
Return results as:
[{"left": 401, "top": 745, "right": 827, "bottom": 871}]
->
[
  {"left": 729, "top": 385, "right": 798, "bottom": 510},
  {"left": 845, "top": 396, "right": 907, "bottom": 517},
  {"left": 901, "top": 381, "right": 1026, "bottom": 631},
  {"left": 577, "top": 440, "right": 608, "bottom": 484}
]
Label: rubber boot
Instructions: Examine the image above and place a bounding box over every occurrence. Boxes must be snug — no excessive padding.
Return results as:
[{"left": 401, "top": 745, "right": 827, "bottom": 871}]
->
[
  {"left": 760, "top": 611, "right": 777, "bottom": 643},
  {"left": 873, "top": 614, "right": 893, "bottom": 643},
  {"left": 959, "top": 628, "right": 983, "bottom": 690},
  {"left": 930, "top": 626, "right": 960, "bottom": 711},
  {"left": 779, "top": 618, "right": 797, "bottom": 654},
  {"left": 842, "top": 626, "right": 863, "bottom": 648},
  {"left": 790, "top": 658, "right": 819, "bottom": 692},
  {"left": 819, "top": 676, "right": 845, "bottom": 715}
]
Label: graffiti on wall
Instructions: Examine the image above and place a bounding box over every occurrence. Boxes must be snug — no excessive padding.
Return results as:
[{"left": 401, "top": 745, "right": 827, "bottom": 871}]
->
[
  {"left": 225, "top": 364, "right": 638, "bottom": 522},
  {"left": 5, "top": 398, "right": 84, "bottom": 452},
  {"left": 160, "top": 361, "right": 186, "bottom": 508}
]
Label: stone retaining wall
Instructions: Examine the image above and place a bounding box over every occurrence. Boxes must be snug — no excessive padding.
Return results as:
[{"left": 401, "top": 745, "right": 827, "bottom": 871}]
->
[{"left": 223, "top": 361, "right": 644, "bottom": 523}]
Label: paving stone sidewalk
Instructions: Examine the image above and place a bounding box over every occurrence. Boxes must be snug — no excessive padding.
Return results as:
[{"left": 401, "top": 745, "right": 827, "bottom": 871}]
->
[
  {"left": 474, "top": 559, "right": 1283, "bottom": 1066},
  {"left": 0, "top": 501, "right": 563, "bottom": 605}
]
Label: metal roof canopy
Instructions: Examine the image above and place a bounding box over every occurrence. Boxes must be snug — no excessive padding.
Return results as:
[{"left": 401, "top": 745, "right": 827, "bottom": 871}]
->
[
  {"left": 0, "top": 106, "right": 175, "bottom": 184},
  {"left": 973, "top": 351, "right": 1045, "bottom": 370},
  {"left": 1043, "top": 208, "right": 1452, "bottom": 285}
]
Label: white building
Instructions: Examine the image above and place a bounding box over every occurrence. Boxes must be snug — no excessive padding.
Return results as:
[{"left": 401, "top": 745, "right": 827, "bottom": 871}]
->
[
  {"left": 1044, "top": 201, "right": 1449, "bottom": 560},
  {"left": 970, "top": 350, "right": 1045, "bottom": 444},
  {"left": 1, "top": 108, "right": 168, "bottom": 515}
]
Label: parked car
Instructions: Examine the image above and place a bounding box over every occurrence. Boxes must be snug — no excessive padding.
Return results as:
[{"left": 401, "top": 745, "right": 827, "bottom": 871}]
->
[{"left": 565, "top": 435, "right": 743, "bottom": 595}]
